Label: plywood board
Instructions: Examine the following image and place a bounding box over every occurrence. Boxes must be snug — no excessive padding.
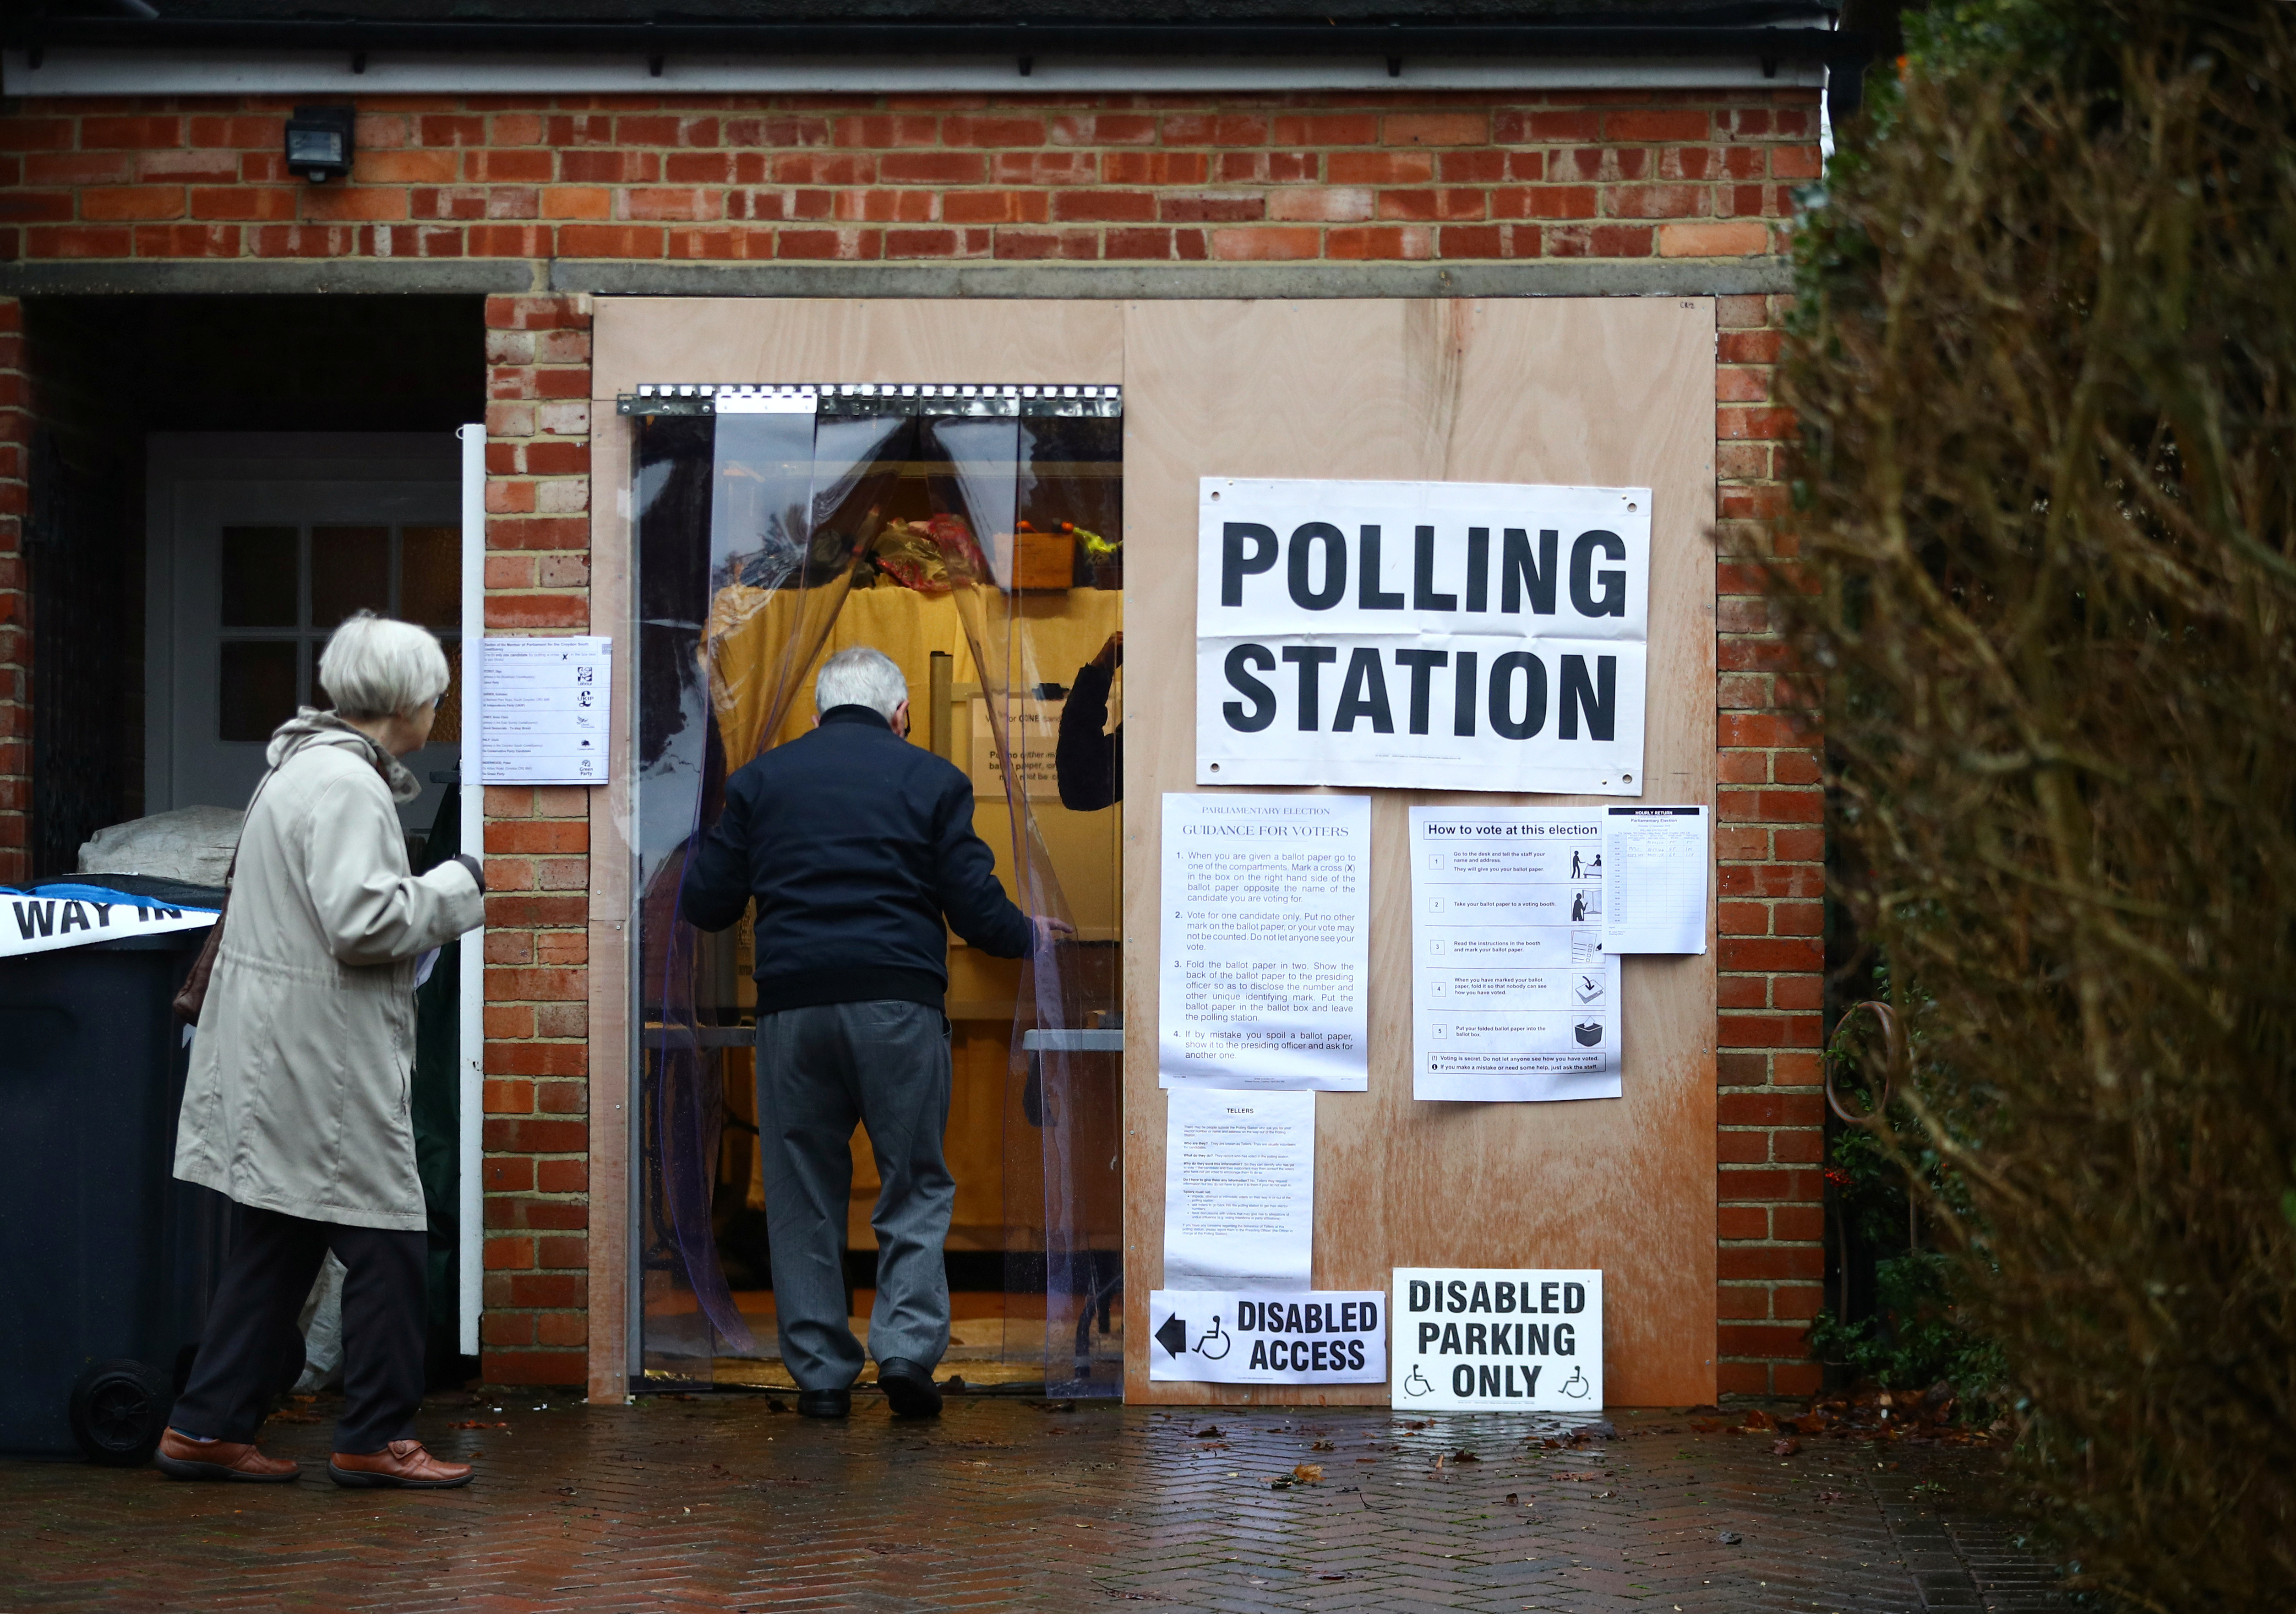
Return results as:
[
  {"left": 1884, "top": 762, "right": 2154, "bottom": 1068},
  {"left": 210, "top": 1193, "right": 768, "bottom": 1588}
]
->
[
  {"left": 1120, "top": 299, "right": 1718, "bottom": 1406},
  {"left": 594, "top": 298, "right": 1125, "bottom": 395},
  {"left": 586, "top": 416, "right": 636, "bottom": 1402}
]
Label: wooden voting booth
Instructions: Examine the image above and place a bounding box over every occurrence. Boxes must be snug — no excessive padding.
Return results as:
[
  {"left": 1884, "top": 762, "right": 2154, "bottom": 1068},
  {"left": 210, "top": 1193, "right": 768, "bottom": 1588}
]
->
[{"left": 589, "top": 298, "right": 1716, "bottom": 1404}]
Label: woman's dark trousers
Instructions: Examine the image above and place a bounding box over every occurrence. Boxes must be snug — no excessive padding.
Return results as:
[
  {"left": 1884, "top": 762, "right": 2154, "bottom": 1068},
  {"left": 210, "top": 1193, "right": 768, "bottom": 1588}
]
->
[{"left": 171, "top": 1205, "right": 429, "bottom": 1454}]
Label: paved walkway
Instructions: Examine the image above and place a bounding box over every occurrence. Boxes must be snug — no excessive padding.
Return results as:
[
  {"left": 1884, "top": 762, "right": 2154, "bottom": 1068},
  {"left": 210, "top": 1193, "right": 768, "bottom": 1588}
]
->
[{"left": 2, "top": 1392, "right": 2064, "bottom": 1612}]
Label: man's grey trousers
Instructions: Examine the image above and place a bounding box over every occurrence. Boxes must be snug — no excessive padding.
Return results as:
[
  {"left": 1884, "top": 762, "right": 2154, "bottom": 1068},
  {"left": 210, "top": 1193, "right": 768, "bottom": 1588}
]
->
[{"left": 754, "top": 1000, "right": 954, "bottom": 1391}]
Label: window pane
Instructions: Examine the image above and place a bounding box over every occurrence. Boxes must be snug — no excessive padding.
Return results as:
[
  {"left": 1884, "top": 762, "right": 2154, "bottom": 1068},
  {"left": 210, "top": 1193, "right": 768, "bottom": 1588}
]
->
[
  {"left": 400, "top": 524, "right": 460, "bottom": 629},
  {"left": 221, "top": 526, "right": 299, "bottom": 627},
  {"left": 312, "top": 525, "right": 391, "bottom": 629},
  {"left": 219, "top": 641, "right": 300, "bottom": 741}
]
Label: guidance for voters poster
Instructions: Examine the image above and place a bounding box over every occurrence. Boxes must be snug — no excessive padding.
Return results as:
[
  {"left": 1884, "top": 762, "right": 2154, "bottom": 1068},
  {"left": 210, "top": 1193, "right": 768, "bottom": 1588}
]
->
[
  {"left": 1158, "top": 792, "right": 1370, "bottom": 1090},
  {"left": 1410, "top": 805, "right": 1623, "bottom": 1103}
]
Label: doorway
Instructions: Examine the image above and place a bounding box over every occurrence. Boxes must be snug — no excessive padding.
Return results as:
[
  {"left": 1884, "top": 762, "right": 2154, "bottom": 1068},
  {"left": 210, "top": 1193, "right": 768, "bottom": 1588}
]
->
[
  {"left": 626, "top": 385, "right": 1126, "bottom": 1394},
  {"left": 145, "top": 433, "right": 464, "bottom": 831}
]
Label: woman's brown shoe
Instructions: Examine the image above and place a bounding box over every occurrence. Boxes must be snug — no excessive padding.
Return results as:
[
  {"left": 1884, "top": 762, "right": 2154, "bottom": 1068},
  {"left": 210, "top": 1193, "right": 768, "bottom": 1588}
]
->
[
  {"left": 154, "top": 1429, "right": 300, "bottom": 1482},
  {"left": 327, "top": 1440, "right": 474, "bottom": 1489}
]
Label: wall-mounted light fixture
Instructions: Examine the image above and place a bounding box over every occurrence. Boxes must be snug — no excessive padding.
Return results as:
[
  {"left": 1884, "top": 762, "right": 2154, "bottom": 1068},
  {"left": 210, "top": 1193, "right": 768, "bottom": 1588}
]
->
[{"left": 284, "top": 105, "right": 356, "bottom": 183}]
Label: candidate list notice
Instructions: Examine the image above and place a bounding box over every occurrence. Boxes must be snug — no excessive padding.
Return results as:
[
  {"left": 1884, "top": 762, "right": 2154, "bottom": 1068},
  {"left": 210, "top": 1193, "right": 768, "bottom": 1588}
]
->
[
  {"left": 1410, "top": 805, "right": 1623, "bottom": 1103},
  {"left": 1158, "top": 792, "right": 1369, "bottom": 1091}
]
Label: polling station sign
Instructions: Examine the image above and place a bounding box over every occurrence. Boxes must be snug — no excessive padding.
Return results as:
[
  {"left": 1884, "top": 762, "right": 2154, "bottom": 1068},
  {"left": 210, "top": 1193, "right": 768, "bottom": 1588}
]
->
[
  {"left": 1390, "top": 1268, "right": 1603, "bottom": 1411},
  {"left": 1148, "top": 1290, "right": 1387, "bottom": 1385},
  {"left": 1196, "top": 478, "right": 1649, "bottom": 795},
  {"left": 2, "top": 886, "right": 218, "bottom": 960}
]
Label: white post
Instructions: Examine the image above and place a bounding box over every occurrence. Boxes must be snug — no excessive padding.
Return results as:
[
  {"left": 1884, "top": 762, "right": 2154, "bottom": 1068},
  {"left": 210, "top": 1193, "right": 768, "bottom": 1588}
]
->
[{"left": 456, "top": 423, "right": 487, "bottom": 1361}]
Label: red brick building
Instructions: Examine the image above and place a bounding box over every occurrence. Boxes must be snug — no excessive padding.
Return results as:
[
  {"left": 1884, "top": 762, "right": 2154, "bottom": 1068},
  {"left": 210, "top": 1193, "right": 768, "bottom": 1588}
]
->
[{"left": 0, "top": 1, "right": 1845, "bottom": 1402}]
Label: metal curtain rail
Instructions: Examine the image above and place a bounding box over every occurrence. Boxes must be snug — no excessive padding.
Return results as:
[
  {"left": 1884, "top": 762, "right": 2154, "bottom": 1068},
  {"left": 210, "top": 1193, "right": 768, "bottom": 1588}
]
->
[{"left": 617, "top": 383, "right": 1124, "bottom": 419}]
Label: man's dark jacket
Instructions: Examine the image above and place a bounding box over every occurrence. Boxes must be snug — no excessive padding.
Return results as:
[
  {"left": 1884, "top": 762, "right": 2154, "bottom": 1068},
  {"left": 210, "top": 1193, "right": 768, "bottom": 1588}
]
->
[{"left": 681, "top": 705, "right": 1032, "bottom": 1014}]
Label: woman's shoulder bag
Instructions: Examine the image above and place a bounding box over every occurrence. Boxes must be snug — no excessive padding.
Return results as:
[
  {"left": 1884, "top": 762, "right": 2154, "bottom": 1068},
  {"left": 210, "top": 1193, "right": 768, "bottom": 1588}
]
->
[{"left": 172, "top": 768, "right": 278, "bottom": 1026}]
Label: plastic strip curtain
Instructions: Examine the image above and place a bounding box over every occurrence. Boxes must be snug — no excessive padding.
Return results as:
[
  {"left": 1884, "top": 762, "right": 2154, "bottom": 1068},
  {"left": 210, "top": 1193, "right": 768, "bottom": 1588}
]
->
[
  {"left": 921, "top": 399, "right": 1125, "bottom": 1393},
  {"left": 634, "top": 400, "right": 905, "bottom": 1369}
]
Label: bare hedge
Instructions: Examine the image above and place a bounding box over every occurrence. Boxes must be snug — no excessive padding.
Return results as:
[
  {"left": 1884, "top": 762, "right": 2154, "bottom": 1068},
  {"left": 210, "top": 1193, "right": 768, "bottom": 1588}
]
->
[{"left": 1775, "top": 4, "right": 2296, "bottom": 1607}]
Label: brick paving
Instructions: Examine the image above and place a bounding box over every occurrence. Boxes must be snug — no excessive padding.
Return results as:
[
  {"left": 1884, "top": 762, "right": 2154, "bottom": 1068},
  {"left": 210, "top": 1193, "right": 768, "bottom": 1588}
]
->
[{"left": 0, "top": 1395, "right": 2064, "bottom": 1612}]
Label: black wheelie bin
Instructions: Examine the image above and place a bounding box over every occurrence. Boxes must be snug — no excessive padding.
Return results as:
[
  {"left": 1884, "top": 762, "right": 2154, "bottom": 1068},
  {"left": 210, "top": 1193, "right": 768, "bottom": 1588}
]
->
[{"left": 0, "top": 879, "right": 234, "bottom": 1465}]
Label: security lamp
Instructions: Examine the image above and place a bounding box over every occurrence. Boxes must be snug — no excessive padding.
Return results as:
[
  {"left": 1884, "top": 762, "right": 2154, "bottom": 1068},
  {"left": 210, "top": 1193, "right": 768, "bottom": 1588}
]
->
[{"left": 284, "top": 106, "right": 355, "bottom": 183}]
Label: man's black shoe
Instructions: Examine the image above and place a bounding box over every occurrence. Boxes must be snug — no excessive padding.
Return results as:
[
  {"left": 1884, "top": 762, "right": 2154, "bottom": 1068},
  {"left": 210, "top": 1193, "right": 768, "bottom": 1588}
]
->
[
  {"left": 796, "top": 1388, "right": 851, "bottom": 1419},
  {"left": 876, "top": 1359, "right": 943, "bottom": 1419}
]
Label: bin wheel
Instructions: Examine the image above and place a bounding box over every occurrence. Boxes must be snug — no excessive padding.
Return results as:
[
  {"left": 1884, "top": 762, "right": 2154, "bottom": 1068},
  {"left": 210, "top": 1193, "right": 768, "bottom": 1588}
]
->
[{"left": 69, "top": 1359, "right": 175, "bottom": 1467}]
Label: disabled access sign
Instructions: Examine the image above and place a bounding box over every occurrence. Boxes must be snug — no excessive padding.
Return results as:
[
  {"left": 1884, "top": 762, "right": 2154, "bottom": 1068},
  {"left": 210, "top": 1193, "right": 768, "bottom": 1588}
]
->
[{"left": 1147, "top": 1290, "right": 1387, "bottom": 1385}]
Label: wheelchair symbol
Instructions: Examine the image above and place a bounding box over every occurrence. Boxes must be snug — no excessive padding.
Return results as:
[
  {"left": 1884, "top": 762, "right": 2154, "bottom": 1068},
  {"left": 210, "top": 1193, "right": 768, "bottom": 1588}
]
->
[
  {"left": 1402, "top": 1364, "right": 1434, "bottom": 1398},
  {"left": 1560, "top": 1367, "right": 1590, "bottom": 1399},
  {"left": 1195, "top": 1315, "right": 1232, "bottom": 1361}
]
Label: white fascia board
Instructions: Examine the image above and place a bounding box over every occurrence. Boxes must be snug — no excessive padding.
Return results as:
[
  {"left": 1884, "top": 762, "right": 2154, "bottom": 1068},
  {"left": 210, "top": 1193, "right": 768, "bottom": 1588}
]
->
[{"left": 1, "top": 47, "right": 1826, "bottom": 98}]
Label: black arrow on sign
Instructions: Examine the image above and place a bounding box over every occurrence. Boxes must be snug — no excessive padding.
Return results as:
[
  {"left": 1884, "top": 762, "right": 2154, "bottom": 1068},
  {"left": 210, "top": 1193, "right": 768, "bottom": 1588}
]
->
[{"left": 1153, "top": 1312, "right": 1190, "bottom": 1359}]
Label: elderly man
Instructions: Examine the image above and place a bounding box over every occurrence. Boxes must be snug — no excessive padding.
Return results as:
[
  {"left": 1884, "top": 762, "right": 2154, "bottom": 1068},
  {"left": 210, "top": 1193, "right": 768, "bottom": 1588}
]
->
[{"left": 682, "top": 646, "right": 1059, "bottom": 1419}]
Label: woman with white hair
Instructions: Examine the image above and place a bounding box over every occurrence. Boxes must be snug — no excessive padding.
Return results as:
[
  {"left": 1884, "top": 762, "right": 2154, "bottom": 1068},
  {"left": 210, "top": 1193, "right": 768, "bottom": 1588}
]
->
[{"left": 158, "top": 611, "right": 486, "bottom": 1489}]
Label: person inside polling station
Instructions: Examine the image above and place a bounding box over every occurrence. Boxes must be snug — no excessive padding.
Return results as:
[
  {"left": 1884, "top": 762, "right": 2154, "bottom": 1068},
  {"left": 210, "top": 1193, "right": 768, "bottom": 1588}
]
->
[
  {"left": 1056, "top": 631, "right": 1122, "bottom": 811},
  {"left": 163, "top": 611, "right": 487, "bottom": 1490},
  {"left": 681, "top": 646, "right": 1069, "bottom": 1419}
]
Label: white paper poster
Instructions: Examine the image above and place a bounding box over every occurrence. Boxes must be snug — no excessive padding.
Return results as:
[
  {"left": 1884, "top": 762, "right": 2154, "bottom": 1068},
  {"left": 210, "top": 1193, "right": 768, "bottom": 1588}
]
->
[
  {"left": 1391, "top": 1268, "right": 1603, "bottom": 1412},
  {"left": 1411, "top": 806, "right": 1623, "bottom": 1103},
  {"left": 1158, "top": 792, "right": 1369, "bottom": 1091},
  {"left": 1196, "top": 478, "right": 1650, "bottom": 795},
  {"left": 480, "top": 636, "right": 611, "bottom": 786},
  {"left": 1602, "top": 804, "right": 1710, "bottom": 955},
  {"left": 1149, "top": 1290, "right": 1387, "bottom": 1384},
  {"left": 1162, "top": 1087, "right": 1316, "bottom": 1292}
]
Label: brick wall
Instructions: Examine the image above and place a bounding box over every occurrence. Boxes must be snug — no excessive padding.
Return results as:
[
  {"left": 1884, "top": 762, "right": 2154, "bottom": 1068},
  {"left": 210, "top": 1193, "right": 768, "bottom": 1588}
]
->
[
  {"left": 1712, "top": 291, "right": 1825, "bottom": 1398},
  {"left": 477, "top": 293, "right": 596, "bottom": 1384},
  {"left": 0, "top": 92, "right": 1816, "bottom": 266},
  {"left": 0, "top": 86, "right": 1823, "bottom": 1397},
  {"left": 0, "top": 297, "right": 22, "bottom": 886}
]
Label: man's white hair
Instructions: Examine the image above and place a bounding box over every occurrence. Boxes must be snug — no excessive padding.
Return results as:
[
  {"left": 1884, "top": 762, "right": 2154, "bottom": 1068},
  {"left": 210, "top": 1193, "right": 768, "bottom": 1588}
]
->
[
  {"left": 815, "top": 646, "right": 909, "bottom": 720},
  {"left": 319, "top": 610, "right": 453, "bottom": 719}
]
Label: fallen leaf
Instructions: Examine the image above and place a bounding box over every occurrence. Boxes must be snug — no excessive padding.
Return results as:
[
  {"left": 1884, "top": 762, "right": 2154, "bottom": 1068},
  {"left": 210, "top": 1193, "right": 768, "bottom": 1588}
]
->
[
  {"left": 1355, "top": 1457, "right": 1379, "bottom": 1464},
  {"left": 449, "top": 1419, "right": 509, "bottom": 1430},
  {"left": 1740, "top": 1409, "right": 1779, "bottom": 1433},
  {"left": 1505, "top": 1492, "right": 1520, "bottom": 1505},
  {"left": 1451, "top": 1449, "right": 1481, "bottom": 1463},
  {"left": 1309, "top": 1440, "right": 1334, "bottom": 1451},
  {"left": 1190, "top": 1425, "right": 1224, "bottom": 1439},
  {"left": 1772, "top": 1438, "right": 1801, "bottom": 1457},
  {"left": 1292, "top": 1464, "right": 1325, "bottom": 1484},
  {"left": 1401, "top": 1420, "right": 1429, "bottom": 1431}
]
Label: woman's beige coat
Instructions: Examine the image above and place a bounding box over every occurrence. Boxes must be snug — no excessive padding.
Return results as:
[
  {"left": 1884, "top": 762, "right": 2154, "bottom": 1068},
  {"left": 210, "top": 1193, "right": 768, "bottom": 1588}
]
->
[{"left": 173, "top": 713, "right": 484, "bottom": 1231}]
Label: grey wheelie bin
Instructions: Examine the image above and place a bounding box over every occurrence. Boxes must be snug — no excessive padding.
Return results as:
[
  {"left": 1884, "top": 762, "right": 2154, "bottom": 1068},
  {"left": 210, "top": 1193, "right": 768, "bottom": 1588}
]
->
[{"left": 0, "top": 890, "right": 234, "bottom": 1465}]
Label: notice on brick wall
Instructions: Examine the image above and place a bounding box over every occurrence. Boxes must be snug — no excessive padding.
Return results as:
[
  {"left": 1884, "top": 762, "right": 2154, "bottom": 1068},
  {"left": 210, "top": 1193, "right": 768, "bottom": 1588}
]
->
[{"left": 480, "top": 636, "right": 611, "bottom": 786}]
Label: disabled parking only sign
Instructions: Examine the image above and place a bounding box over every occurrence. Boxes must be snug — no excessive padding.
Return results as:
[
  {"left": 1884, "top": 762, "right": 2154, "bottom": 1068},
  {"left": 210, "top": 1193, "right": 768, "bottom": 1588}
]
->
[
  {"left": 1147, "top": 1290, "right": 1388, "bottom": 1385},
  {"left": 1390, "top": 1268, "right": 1603, "bottom": 1411}
]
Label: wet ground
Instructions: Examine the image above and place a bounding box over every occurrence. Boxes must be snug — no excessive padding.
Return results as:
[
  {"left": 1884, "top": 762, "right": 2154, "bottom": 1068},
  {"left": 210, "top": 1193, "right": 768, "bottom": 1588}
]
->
[{"left": 0, "top": 1391, "right": 2065, "bottom": 1612}]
